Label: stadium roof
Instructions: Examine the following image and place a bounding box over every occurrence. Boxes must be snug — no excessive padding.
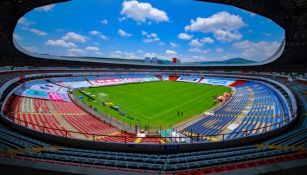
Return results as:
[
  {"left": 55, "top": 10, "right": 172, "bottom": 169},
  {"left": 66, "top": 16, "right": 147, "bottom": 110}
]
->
[{"left": 0, "top": 0, "right": 306, "bottom": 71}]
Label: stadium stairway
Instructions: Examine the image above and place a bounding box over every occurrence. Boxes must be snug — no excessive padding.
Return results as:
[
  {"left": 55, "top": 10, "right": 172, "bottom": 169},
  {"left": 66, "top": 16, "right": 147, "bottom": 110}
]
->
[
  {"left": 197, "top": 77, "right": 204, "bottom": 83},
  {"left": 155, "top": 75, "right": 163, "bottom": 81}
]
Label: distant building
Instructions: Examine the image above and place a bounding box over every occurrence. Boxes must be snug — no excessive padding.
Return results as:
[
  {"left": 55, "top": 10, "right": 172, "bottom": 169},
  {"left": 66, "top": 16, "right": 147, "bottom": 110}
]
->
[
  {"left": 144, "top": 57, "right": 151, "bottom": 63},
  {"left": 172, "top": 58, "right": 181, "bottom": 64},
  {"left": 152, "top": 57, "right": 158, "bottom": 64},
  {"left": 144, "top": 57, "right": 158, "bottom": 64}
]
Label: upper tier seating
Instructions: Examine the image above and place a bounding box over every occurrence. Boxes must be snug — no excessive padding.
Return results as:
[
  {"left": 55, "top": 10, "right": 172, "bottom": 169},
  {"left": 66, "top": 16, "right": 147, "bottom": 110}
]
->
[
  {"left": 86, "top": 76, "right": 126, "bottom": 86},
  {"left": 176, "top": 76, "right": 201, "bottom": 83},
  {"left": 200, "top": 77, "right": 236, "bottom": 86},
  {"left": 48, "top": 77, "right": 92, "bottom": 89}
]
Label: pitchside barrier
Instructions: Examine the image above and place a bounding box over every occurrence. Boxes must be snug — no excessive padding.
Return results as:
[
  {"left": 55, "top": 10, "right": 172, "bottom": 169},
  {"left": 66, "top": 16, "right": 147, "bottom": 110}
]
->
[{"left": 2, "top": 112, "right": 297, "bottom": 144}]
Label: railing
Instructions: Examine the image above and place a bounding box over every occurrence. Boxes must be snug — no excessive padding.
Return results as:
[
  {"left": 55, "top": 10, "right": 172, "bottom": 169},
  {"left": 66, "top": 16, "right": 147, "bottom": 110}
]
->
[
  {"left": 3, "top": 112, "right": 296, "bottom": 144},
  {"left": 70, "top": 92, "right": 136, "bottom": 133},
  {"left": 0, "top": 71, "right": 298, "bottom": 145}
]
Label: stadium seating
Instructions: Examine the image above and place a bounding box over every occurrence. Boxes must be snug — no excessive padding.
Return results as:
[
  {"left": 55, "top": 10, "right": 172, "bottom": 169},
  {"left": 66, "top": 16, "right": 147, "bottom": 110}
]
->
[
  {"left": 226, "top": 83, "right": 289, "bottom": 139},
  {"left": 181, "top": 83, "right": 250, "bottom": 139},
  {"left": 48, "top": 77, "right": 92, "bottom": 89},
  {"left": 181, "top": 82, "right": 290, "bottom": 141},
  {"left": 0, "top": 71, "right": 304, "bottom": 174},
  {"left": 0, "top": 123, "right": 305, "bottom": 172},
  {"left": 62, "top": 114, "right": 119, "bottom": 138},
  {"left": 176, "top": 76, "right": 201, "bottom": 83},
  {"left": 169, "top": 75, "right": 180, "bottom": 81},
  {"left": 7, "top": 96, "right": 72, "bottom": 137},
  {"left": 229, "top": 80, "right": 247, "bottom": 87},
  {"left": 200, "top": 77, "right": 236, "bottom": 86}
]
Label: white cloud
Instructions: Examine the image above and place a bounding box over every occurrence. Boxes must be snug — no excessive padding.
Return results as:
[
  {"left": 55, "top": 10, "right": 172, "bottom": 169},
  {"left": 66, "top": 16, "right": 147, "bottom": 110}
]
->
[
  {"left": 142, "top": 31, "right": 158, "bottom": 38},
  {"left": 17, "top": 17, "right": 35, "bottom": 26},
  {"left": 185, "top": 11, "right": 245, "bottom": 42},
  {"left": 249, "top": 12, "right": 256, "bottom": 17},
  {"left": 114, "top": 50, "right": 122, "bottom": 54},
  {"left": 233, "top": 40, "right": 281, "bottom": 61},
  {"left": 178, "top": 33, "right": 193, "bottom": 40},
  {"left": 222, "top": 53, "right": 235, "bottom": 60},
  {"left": 216, "top": 48, "right": 224, "bottom": 52},
  {"left": 137, "top": 50, "right": 143, "bottom": 53},
  {"left": 67, "top": 48, "right": 86, "bottom": 54},
  {"left": 213, "top": 29, "right": 242, "bottom": 42},
  {"left": 89, "top": 30, "right": 101, "bottom": 36},
  {"left": 189, "top": 47, "right": 210, "bottom": 53},
  {"left": 46, "top": 39, "right": 77, "bottom": 48},
  {"left": 118, "top": 29, "right": 132, "bottom": 37},
  {"left": 142, "top": 31, "right": 160, "bottom": 43},
  {"left": 141, "top": 31, "right": 147, "bottom": 35},
  {"left": 35, "top": 4, "right": 55, "bottom": 12},
  {"left": 143, "top": 38, "right": 160, "bottom": 43},
  {"left": 99, "top": 34, "right": 107, "bottom": 40},
  {"left": 109, "top": 50, "right": 140, "bottom": 59},
  {"left": 150, "top": 33, "right": 157, "bottom": 38},
  {"left": 101, "top": 19, "right": 108, "bottom": 25},
  {"left": 143, "top": 52, "right": 157, "bottom": 57},
  {"left": 85, "top": 46, "right": 100, "bottom": 51},
  {"left": 30, "top": 28, "right": 47, "bottom": 36},
  {"left": 13, "top": 34, "right": 22, "bottom": 40},
  {"left": 170, "top": 42, "right": 178, "bottom": 47},
  {"left": 190, "top": 55, "right": 208, "bottom": 62},
  {"left": 185, "top": 11, "right": 245, "bottom": 33},
  {"left": 123, "top": 52, "right": 139, "bottom": 59},
  {"left": 89, "top": 30, "right": 107, "bottom": 40},
  {"left": 200, "top": 37, "right": 214, "bottom": 44},
  {"left": 166, "top": 50, "right": 177, "bottom": 55},
  {"left": 24, "top": 46, "right": 38, "bottom": 53},
  {"left": 262, "top": 32, "right": 271, "bottom": 37},
  {"left": 121, "top": 0, "right": 169, "bottom": 23},
  {"left": 189, "top": 39, "right": 203, "bottom": 47},
  {"left": 62, "top": 32, "right": 87, "bottom": 42},
  {"left": 118, "top": 17, "right": 127, "bottom": 23},
  {"left": 95, "top": 52, "right": 103, "bottom": 55}
]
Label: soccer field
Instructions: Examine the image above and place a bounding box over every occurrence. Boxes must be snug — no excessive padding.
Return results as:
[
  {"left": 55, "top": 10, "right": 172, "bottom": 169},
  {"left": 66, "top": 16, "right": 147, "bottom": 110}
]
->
[{"left": 75, "top": 81, "right": 231, "bottom": 129}]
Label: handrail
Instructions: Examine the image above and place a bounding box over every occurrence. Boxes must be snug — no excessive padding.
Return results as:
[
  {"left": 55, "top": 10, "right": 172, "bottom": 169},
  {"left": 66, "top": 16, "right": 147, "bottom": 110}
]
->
[{"left": 4, "top": 111, "right": 295, "bottom": 144}]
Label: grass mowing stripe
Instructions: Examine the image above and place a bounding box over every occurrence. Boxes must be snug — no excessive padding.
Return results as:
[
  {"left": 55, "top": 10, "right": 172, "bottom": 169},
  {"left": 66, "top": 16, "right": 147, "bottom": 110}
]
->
[
  {"left": 150, "top": 85, "right": 225, "bottom": 119},
  {"left": 78, "top": 81, "right": 231, "bottom": 129}
]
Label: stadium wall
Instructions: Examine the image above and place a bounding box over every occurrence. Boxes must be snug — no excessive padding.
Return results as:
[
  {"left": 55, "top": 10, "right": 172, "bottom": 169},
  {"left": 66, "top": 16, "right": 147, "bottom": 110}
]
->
[{"left": 0, "top": 71, "right": 299, "bottom": 153}]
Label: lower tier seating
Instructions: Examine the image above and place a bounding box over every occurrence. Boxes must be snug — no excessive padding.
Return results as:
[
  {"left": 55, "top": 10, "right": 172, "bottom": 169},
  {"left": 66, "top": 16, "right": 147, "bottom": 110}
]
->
[{"left": 0, "top": 123, "right": 305, "bottom": 172}]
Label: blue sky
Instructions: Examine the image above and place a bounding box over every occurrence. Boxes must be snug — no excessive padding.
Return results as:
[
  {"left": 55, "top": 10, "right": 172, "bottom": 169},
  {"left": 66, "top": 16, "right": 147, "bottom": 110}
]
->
[{"left": 14, "top": 0, "right": 284, "bottom": 63}]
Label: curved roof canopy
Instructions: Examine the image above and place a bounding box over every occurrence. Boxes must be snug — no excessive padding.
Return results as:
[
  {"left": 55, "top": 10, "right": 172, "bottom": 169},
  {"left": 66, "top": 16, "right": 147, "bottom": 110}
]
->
[{"left": 0, "top": 0, "right": 306, "bottom": 70}]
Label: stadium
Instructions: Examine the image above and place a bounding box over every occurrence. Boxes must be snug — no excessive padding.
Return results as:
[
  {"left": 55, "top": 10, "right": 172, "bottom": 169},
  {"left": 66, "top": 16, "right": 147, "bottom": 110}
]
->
[{"left": 0, "top": 0, "right": 306, "bottom": 174}]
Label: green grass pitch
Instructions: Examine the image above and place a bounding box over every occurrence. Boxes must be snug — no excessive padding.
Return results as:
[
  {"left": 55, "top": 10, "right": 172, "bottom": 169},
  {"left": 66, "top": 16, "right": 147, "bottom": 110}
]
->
[{"left": 75, "top": 81, "right": 231, "bottom": 129}]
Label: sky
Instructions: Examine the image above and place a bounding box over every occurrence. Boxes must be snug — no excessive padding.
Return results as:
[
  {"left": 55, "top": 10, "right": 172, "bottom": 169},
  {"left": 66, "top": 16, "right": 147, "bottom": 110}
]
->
[{"left": 14, "top": 0, "right": 285, "bottom": 63}]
